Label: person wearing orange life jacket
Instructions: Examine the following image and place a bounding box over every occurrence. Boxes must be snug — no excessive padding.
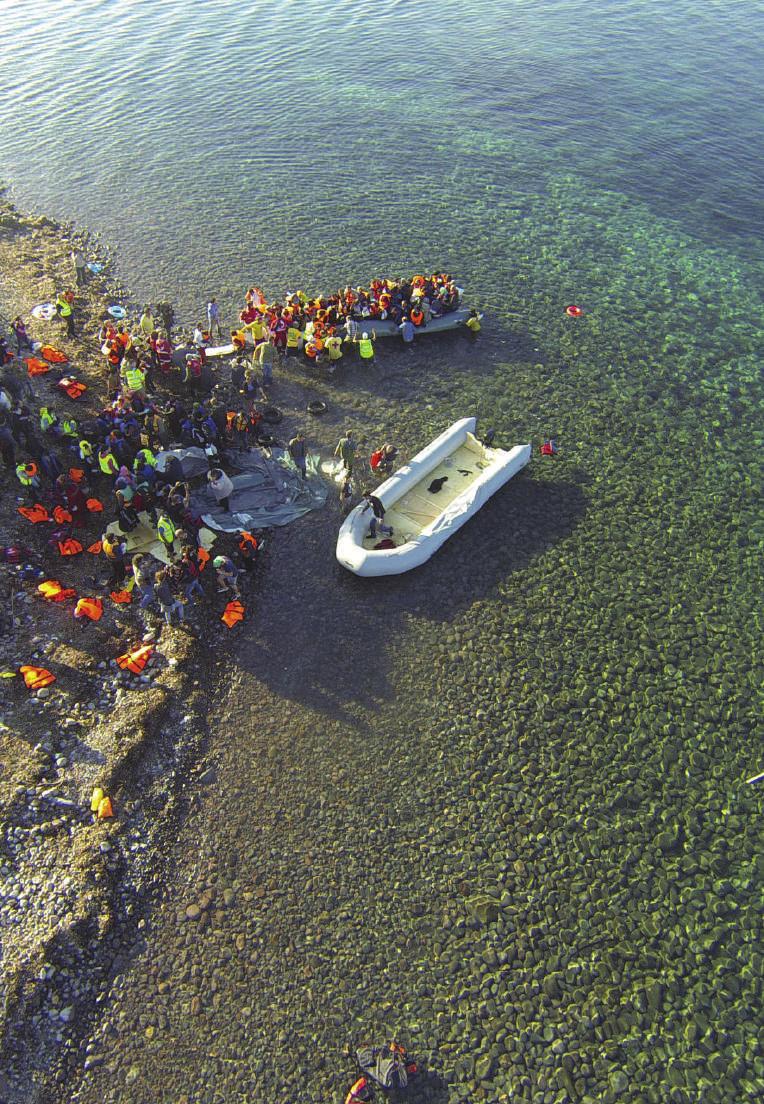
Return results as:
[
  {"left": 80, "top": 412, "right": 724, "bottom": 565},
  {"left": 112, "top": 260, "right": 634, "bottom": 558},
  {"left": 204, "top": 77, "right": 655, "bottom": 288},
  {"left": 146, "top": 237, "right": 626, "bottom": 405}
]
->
[
  {"left": 237, "top": 530, "right": 260, "bottom": 573},
  {"left": 409, "top": 306, "right": 425, "bottom": 327}
]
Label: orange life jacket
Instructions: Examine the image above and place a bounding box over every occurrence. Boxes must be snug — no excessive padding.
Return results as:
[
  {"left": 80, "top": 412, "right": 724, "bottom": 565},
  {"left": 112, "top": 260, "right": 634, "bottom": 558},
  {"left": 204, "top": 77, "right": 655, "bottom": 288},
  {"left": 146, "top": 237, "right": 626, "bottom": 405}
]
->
[
  {"left": 116, "top": 644, "right": 154, "bottom": 674},
  {"left": 110, "top": 589, "right": 132, "bottom": 605},
  {"left": 345, "top": 1077, "right": 369, "bottom": 1104},
  {"left": 87, "top": 540, "right": 103, "bottom": 554},
  {"left": 19, "top": 665, "right": 56, "bottom": 690},
  {"left": 53, "top": 506, "right": 72, "bottom": 525},
  {"left": 59, "top": 377, "right": 87, "bottom": 400},
  {"left": 40, "top": 345, "right": 68, "bottom": 364},
  {"left": 96, "top": 796, "right": 114, "bottom": 818},
  {"left": 69, "top": 467, "right": 86, "bottom": 483},
  {"left": 58, "top": 538, "right": 83, "bottom": 556},
  {"left": 86, "top": 498, "right": 104, "bottom": 512},
  {"left": 18, "top": 504, "right": 50, "bottom": 524},
  {"left": 221, "top": 600, "right": 245, "bottom": 629},
  {"left": 197, "top": 547, "right": 211, "bottom": 572},
  {"left": 238, "top": 531, "right": 258, "bottom": 554},
  {"left": 38, "top": 580, "right": 76, "bottom": 602},
  {"left": 410, "top": 308, "right": 424, "bottom": 326},
  {"left": 74, "top": 597, "right": 103, "bottom": 621},
  {"left": 26, "top": 357, "right": 51, "bottom": 376}
]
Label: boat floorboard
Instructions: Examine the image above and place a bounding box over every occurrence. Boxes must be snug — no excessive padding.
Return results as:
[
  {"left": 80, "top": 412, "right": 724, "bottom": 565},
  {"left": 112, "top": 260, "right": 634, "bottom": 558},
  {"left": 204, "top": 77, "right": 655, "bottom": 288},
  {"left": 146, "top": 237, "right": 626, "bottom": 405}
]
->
[{"left": 362, "top": 440, "right": 489, "bottom": 544}]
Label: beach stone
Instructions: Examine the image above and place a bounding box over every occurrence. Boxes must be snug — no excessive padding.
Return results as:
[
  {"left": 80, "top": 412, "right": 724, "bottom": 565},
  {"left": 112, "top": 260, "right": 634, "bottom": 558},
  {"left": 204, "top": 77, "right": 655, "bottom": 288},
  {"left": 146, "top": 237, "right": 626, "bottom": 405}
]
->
[
  {"left": 610, "top": 1070, "right": 629, "bottom": 1094},
  {"left": 465, "top": 894, "right": 500, "bottom": 925},
  {"left": 474, "top": 1054, "right": 495, "bottom": 1081},
  {"left": 185, "top": 904, "right": 201, "bottom": 921},
  {"left": 543, "top": 973, "right": 562, "bottom": 1000},
  {"left": 656, "top": 828, "right": 682, "bottom": 853}
]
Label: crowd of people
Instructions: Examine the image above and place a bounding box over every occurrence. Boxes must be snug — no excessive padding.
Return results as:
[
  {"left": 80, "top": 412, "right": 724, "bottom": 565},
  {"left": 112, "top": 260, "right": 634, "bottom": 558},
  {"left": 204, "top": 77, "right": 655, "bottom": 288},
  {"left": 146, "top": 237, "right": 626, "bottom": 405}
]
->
[
  {"left": 223, "top": 271, "right": 475, "bottom": 366},
  {"left": 2, "top": 271, "right": 443, "bottom": 630},
  {"left": 1, "top": 291, "right": 281, "bottom": 630}
]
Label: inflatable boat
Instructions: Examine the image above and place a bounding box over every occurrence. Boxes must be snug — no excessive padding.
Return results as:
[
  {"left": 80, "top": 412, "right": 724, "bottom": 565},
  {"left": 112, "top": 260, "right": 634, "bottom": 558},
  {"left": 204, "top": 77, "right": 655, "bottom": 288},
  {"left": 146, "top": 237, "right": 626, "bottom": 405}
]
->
[
  {"left": 336, "top": 418, "right": 531, "bottom": 577},
  {"left": 340, "top": 307, "right": 472, "bottom": 339}
]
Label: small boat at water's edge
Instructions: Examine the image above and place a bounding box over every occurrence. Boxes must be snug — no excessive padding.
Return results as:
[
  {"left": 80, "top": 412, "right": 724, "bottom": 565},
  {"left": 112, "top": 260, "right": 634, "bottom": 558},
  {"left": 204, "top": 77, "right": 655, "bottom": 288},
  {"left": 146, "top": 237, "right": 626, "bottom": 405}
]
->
[
  {"left": 336, "top": 418, "right": 531, "bottom": 577},
  {"left": 340, "top": 307, "right": 472, "bottom": 339}
]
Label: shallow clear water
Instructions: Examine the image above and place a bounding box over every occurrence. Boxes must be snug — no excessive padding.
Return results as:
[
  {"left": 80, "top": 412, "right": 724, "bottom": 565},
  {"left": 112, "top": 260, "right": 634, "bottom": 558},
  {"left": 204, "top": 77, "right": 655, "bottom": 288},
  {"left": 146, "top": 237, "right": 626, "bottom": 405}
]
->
[{"left": 0, "top": 2, "right": 762, "bottom": 1102}]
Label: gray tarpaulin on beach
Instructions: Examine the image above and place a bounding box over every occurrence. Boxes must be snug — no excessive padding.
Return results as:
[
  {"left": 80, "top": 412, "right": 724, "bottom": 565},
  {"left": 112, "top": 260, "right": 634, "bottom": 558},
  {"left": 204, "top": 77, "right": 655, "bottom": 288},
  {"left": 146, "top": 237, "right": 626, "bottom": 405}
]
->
[
  {"left": 156, "top": 447, "right": 212, "bottom": 480},
  {"left": 189, "top": 450, "right": 327, "bottom": 532}
]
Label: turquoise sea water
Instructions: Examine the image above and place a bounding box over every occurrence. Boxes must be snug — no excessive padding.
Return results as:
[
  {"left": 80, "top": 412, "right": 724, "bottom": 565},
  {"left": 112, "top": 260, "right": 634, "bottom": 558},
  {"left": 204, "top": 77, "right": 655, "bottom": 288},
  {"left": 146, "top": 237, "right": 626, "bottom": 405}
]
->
[
  {"left": 1, "top": 2, "right": 763, "bottom": 1102},
  {"left": 1, "top": 0, "right": 763, "bottom": 312}
]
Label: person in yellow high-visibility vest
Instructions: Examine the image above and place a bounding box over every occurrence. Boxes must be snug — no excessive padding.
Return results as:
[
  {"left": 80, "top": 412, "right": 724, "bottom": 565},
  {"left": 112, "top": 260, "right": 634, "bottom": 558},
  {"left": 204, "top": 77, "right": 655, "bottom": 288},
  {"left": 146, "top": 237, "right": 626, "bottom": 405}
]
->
[
  {"left": 55, "top": 290, "right": 75, "bottom": 337},
  {"left": 355, "top": 330, "right": 376, "bottom": 360}
]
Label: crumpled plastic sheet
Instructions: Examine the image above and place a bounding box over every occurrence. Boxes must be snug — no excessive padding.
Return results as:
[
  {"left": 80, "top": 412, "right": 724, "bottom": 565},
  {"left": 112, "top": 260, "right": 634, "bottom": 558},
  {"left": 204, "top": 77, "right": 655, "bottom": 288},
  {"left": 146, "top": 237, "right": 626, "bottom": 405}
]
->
[{"left": 190, "top": 450, "right": 327, "bottom": 532}]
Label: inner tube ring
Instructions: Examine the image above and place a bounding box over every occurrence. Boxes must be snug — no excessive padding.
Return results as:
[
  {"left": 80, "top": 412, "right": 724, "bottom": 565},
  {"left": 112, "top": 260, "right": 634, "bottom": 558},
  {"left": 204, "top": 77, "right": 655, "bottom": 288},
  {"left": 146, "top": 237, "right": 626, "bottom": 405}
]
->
[
  {"left": 565, "top": 304, "right": 584, "bottom": 317},
  {"left": 307, "top": 400, "right": 328, "bottom": 415},
  {"left": 261, "top": 405, "right": 283, "bottom": 425}
]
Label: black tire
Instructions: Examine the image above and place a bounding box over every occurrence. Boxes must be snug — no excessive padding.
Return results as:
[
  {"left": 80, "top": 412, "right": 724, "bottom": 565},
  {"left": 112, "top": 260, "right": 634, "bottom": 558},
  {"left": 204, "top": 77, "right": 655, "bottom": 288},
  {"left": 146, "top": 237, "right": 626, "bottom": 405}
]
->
[
  {"left": 261, "top": 405, "right": 283, "bottom": 425},
  {"left": 307, "top": 400, "right": 328, "bottom": 416}
]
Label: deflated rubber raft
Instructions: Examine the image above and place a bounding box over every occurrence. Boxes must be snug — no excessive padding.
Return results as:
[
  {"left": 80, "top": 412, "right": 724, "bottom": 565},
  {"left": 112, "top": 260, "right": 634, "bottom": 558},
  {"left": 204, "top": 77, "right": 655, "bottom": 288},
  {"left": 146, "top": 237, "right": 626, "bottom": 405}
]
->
[{"left": 336, "top": 417, "right": 531, "bottom": 577}]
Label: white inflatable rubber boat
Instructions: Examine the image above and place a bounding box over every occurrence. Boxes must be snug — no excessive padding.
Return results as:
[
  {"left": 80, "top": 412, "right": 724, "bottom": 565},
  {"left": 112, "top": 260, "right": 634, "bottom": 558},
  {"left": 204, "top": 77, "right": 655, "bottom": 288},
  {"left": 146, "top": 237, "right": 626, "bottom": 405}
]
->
[{"left": 336, "top": 417, "right": 531, "bottom": 577}]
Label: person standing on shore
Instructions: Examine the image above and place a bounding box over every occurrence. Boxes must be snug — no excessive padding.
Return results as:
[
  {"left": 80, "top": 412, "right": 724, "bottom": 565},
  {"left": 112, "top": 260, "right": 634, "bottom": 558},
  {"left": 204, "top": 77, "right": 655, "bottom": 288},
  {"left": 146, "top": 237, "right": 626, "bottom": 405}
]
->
[
  {"left": 335, "top": 430, "right": 356, "bottom": 476},
  {"left": 207, "top": 468, "right": 234, "bottom": 512},
  {"left": 254, "top": 337, "right": 278, "bottom": 386},
  {"left": 355, "top": 330, "right": 377, "bottom": 361},
  {"left": 207, "top": 297, "right": 223, "bottom": 339},
  {"left": 154, "top": 566, "right": 185, "bottom": 626},
  {"left": 339, "top": 474, "right": 355, "bottom": 515},
  {"left": 56, "top": 290, "right": 75, "bottom": 338},
  {"left": 102, "top": 532, "right": 127, "bottom": 586},
  {"left": 10, "top": 316, "right": 34, "bottom": 355},
  {"left": 139, "top": 305, "right": 155, "bottom": 340},
  {"left": 71, "top": 248, "right": 87, "bottom": 287},
  {"left": 0, "top": 414, "right": 17, "bottom": 470},
  {"left": 288, "top": 432, "right": 308, "bottom": 478}
]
